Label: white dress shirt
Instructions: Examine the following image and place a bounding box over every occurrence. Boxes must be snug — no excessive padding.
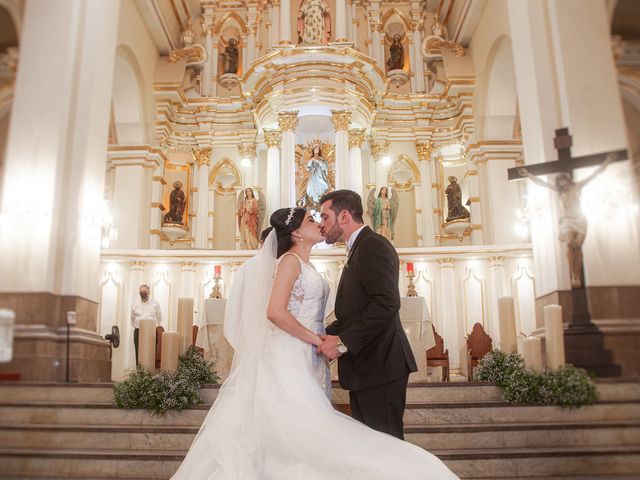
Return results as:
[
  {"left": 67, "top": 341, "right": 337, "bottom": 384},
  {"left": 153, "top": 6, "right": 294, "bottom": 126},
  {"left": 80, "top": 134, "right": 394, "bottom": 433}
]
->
[
  {"left": 346, "top": 225, "right": 366, "bottom": 253},
  {"left": 131, "top": 298, "right": 162, "bottom": 329}
]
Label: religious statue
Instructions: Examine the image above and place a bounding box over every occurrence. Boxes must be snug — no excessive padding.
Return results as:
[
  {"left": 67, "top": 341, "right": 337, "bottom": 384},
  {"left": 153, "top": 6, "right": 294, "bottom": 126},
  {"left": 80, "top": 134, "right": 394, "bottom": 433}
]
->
[
  {"left": 386, "top": 34, "right": 404, "bottom": 71},
  {"left": 164, "top": 181, "right": 186, "bottom": 224},
  {"left": 237, "top": 187, "right": 266, "bottom": 250},
  {"left": 367, "top": 187, "right": 399, "bottom": 242},
  {"left": 181, "top": 19, "right": 195, "bottom": 47},
  {"left": 445, "top": 176, "right": 470, "bottom": 222},
  {"left": 517, "top": 153, "right": 615, "bottom": 289},
  {"left": 221, "top": 38, "right": 239, "bottom": 74},
  {"left": 297, "top": 0, "right": 331, "bottom": 45},
  {"left": 306, "top": 145, "right": 330, "bottom": 204}
]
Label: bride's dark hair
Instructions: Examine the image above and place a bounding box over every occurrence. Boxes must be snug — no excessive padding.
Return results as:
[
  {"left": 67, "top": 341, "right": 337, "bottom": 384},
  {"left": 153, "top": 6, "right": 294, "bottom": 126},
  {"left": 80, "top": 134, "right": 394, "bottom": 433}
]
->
[{"left": 270, "top": 207, "right": 306, "bottom": 258}]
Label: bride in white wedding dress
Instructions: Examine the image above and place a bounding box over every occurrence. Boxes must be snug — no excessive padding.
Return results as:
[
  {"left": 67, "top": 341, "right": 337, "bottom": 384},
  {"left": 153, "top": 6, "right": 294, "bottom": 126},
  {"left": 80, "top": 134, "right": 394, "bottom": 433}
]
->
[{"left": 172, "top": 207, "right": 459, "bottom": 479}]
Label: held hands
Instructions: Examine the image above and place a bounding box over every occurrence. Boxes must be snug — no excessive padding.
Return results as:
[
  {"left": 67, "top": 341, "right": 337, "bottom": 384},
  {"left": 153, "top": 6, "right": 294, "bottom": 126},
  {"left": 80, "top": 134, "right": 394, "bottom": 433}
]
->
[{"left": 317, "top": 334, "right": 343, "bottom": 361}]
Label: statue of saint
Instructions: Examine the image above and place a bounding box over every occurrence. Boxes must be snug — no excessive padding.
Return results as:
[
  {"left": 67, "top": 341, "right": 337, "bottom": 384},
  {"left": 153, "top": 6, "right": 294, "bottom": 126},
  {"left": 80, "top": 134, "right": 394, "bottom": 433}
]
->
[
  {"left": 237, "top": 188, "right": 266, "bottom": 250},
  {"left": 517, "top": 153, "right": 615, "bottom": 288},
  {"left": 445, "top": 176, "right": 470, "bottom": 222},
  {"left": 221, "top": 38, "right": 239, "bottom": 74},
  {"left": 305, "top": 145, "right": 330, "bottom": 204},
  {"left": 181, "top": 19, "right": 195, "bottom": 47},
  {"left": 367, "top": 187, "right": 399, "bottom": 242},
  {"left": 297, "top": 0, "right": 331, "bottom": 45},
  {"left": 386, "top": 34, "right": 404, "bottom": 71},
  {"left": 164, "top": 181, "right": 186, "bottom": 224}
]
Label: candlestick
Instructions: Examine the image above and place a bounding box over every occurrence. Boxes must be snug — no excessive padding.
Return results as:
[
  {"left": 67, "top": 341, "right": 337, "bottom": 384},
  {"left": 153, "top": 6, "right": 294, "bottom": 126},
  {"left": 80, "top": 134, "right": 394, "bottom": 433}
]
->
[
  {"left": 177, "top": 298, "right": 194, "bottom": 354},
  {"left": 498, "top": 297, "right": 517, "bottom": 353},
  {"left": 210, "top": 267, "right": 223, "bottom": 299},
  {"left": 160, "top": 331, "right": 179, "bottom": 371},
  {"left": 138, "top": 319, "right": 157, "bottom": 371},
  {"left": 522, "top": 336, "right": 543, "bottom": 371},
  {"left": 544, "top": 304, "right": 565, "bottom": 369},
  {"left": 405, "top": 270, "right": 418, "bottom": 297}
]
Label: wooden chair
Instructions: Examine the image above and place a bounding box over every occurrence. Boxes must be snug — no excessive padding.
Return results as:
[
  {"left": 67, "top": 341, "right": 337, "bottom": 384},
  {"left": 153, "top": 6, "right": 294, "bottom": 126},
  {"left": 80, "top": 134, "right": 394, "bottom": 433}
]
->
[
  {"left": 426, "top": 324, "right": 450, "bottom": 382},
  {"left": 466, "top": 322, "right": 492, "bottom": 380},
  {"left": 155, "top": 326, "right": 165, "bottom": 369}
]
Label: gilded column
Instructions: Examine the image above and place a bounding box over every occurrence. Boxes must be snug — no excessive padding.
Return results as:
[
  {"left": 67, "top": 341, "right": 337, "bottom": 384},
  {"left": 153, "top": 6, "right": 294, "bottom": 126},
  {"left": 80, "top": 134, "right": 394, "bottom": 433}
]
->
[
  {"left": 264, "top": 129, "right": 282, "bottom": 213},
  {"left": 278, "top": 111, "right": 298, "bottom": 206},
  {"left": 331, "top": 110, "right": 352, "bottom": 190},
  {"left": 416, "top": 142, "right": 436, "bottom": 246},
  {"left": 193, "top": 147, "right": 212, "bottom": 248},
  {"left": 279, "top": 0, "right": 291, "bottom": 44},
  {"left": 438, "top": 258, "right": 460, "bottom": 371},
  {"left": 349, "top": 129, "right": 365, "bottom": 198}
]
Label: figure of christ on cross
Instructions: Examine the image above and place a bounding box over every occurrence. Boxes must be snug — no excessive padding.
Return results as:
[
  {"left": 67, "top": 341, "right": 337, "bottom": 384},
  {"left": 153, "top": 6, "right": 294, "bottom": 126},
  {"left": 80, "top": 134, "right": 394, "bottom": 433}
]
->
[{"left": 508, "top": 128, "right": 627, "bottom": 290}]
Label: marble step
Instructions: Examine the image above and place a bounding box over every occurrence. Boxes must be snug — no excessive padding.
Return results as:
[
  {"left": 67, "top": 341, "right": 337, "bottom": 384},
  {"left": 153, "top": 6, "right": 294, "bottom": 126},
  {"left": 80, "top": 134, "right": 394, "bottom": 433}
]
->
[
  {"left": 1, "top": 380, "right": 637, "bottom": 404},
  {"left": 1, "top": 420, "right": 639, "bottom": 451},
  {"left": 1, "top": 400, "right": 639, "bottom": 426},
  {"left": 0, "top": 446, "right": 639, "bottom": 479}
]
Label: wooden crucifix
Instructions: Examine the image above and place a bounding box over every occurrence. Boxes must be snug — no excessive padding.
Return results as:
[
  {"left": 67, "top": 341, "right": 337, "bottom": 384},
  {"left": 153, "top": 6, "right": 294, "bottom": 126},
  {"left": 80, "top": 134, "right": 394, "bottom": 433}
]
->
[{"left": 508, "top": 128, "right": 627, "bottom": 290}]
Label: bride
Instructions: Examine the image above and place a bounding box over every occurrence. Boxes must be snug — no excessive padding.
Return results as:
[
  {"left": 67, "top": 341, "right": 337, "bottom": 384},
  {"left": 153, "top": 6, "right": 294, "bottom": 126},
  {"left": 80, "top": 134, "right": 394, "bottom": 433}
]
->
[{"left": 172, "top": 207, "right": 459, "bottom": 479}]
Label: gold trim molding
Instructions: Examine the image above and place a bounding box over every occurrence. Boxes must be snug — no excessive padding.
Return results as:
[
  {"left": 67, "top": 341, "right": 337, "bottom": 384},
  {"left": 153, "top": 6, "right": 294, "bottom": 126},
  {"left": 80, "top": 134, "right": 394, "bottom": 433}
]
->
[
  {"left": 278, "top": 111, "right": 299, "bottom": 131},
  {"left": 331, "top": 110, "right": 352, "bottom": 131}
]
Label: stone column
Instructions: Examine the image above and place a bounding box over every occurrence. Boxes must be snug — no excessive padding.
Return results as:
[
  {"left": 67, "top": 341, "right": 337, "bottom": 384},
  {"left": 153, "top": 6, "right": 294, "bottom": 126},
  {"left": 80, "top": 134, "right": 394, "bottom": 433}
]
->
[
  {"left": 351, "top": 0, "right": 358, "bottom": 45},
  {"left": 279, "top": 0, "right": 291, "bottom": 45},
  {"left": 202, "top": 29, "right": 214, "bottom": 96},
  {"left": 0, "top": 0, "right": 120, "bottom": 381},
  {"left": 438, "top": 258, "right": 461, "bottom": 371},
  {"left": 211, "top": 35, "right": 219, "bottom": 97},
  {"left": 349, "top": 129, "right": 365, "bottom": 198},
  {"left": 264, "top": 129, "right": 282, "bottom": 213},
  {"left": 278, "top": 111, "right": 298, "bottom": 206},
  {"left": 193, "top": 147, "right": 212, "bottom": 249},
  {"left": 149, "top": 170, "right": 164, "bottom": 249},
  {"left": 331, "top": 110, "right": 352, "bottom": 190},
  {"left": 412, "top": 22, "right": 425, "bottom": 92},
  {"left": 466, "top": 160, "right": 482, "bottom": 244},
  {"left": 417, "top": 142, "right": 436, "bottom": 247},
  {"left": 271, "top": 0, "right": 280, "bottom": 49},
  {"left": 487, "top": 256, "right": 506, "bottom": 349},
  {"left": 180, "top": 261, "right": 196, "bottom": 300},
  {"left": 335, "top": 0, "right": 348, "bottom": 42},
  {"left": 246, "top": 3, "right": 258, "bottom": 65}
]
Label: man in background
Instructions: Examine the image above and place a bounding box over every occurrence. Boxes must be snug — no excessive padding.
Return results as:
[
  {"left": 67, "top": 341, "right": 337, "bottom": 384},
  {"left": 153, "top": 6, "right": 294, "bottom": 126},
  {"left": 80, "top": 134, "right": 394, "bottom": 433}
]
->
[{"left": 130, "top": 284, "right": 162, "bottom": 366}]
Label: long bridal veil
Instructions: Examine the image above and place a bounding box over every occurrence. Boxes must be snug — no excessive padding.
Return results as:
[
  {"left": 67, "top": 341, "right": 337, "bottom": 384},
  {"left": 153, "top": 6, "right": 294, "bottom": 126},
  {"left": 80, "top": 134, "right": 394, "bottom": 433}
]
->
[{"left": 172, "top": 231, "right": 278, "bottom": 479}]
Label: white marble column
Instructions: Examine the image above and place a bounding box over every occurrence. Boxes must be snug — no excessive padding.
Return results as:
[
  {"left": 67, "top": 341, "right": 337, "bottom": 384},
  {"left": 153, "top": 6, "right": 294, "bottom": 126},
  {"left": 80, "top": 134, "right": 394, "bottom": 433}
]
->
[
  {"left": 193, "top": 147, "right": 212, "bottom": 248},
  {"left": 412, "top": 23, "right": 425, "bottom": 92},
  {"left": 438, "top": 258, "right": 461, "bottom": 370},
  {"left": 0, "top": 0, "right": 120, "bottom": 299},
  {"left": 211, "top": 36, "right": 219, "bottom": 97},
  {"left": 264, "top": 129, "right": 282, "bottom": 213},
  {"left": 348, "top": 129, "right": 365, "bottom": 198},
  {"left": 271, "top": 0, "right": 280, "bottom": 49},
  {"left": 241, "top": 33, "right": 249, "bottom": 74},
  {"left": 278, "top": 111, "right": 298, "bottom": 206},
  {"left": 466, "top": 161, "right": 482, "bottom": 244},
  {"left": 331, "top": 110, "right": 352, "bottom": 190},
  {"left": 487, "top": 256, "right": 506, "bottom": 349},
  {"left": 149, "top": 170, "right": 164, "bottom": 249},
  {"left": 416, "top": 142, "right": 436, "bottom": 247},
  {"left": 202, "top": 29, "right": 214, "bottom": 96},
  {"left": 246, "top": 4, "right": 258, "bottom": 65},
  {"left": 335, "top": 0, "right": 348, "bottom": 42},
  {"left": 351, "top": 0, "right": 358, "bottom": 45},
  {"left": 180, "top": 261, "right": 196, "bottom": 300},
  {"left": 279, "top": 0, "right": 291, "bottom": 45}
]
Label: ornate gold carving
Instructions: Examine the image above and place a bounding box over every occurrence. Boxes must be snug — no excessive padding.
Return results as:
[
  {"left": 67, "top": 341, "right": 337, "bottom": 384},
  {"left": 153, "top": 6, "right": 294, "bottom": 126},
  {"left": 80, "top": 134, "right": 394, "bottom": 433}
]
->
[
  {"left": 489, "top": 256, "right": 505, "bottom": 267},
  {"left": 416, "top": 142, "right": 434, "bottom": 161},
  {"left": 468, "top": 196, "right": 480, "bottom": 203},
  {"left": 153, "top": 176, "right": 167, "bottom": 185},
  {"left": 426, "top": 38, "right": 465, "bottom": 57},
  {"left": 437, "top": 258, "right": 456, "bottom": 267},
  {"left": 348, "top": 129, "right": 365, "bottom": 148},
  {"left": 278, "top": 111, "right": 299, "bottom": 131},
  {"left": 193, "top": 147, "right": 212, "bottom": 167},
  {"left": 238, "top": 143, "right": 257, "bottom": 159},
  {"left": 129, "top": 260, "right": 146, "bottom": 270},
  {"left": 331, "top": 110, "right": 352, "bottom": 131},
  {"left": 264, "top": 129, "right": 282, "bottom": 148},
  {"left": 370, "top": 141, "right": 389, "bottom": 160},
  {"left": 169, "top": 45, "right": 206, "bottom": 63},
  {"left": 180, "top": 261, "right": 197, "bottom": 269}
]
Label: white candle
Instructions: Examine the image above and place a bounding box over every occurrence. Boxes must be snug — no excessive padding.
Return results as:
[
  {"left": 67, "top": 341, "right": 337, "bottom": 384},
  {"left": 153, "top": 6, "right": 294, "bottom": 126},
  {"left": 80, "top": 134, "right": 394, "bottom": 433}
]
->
[
  {"left": 498, "top": 297, "right": 517, "bottom": 353},
  {"left": 522, "top": 336, "right": 543, "bottom": 371},
  {"left": 544, "top": 304, "right": 565, "bottom": 369},
  {"left": 177, "top": 298, "right": 194, "bottom": 354},
  {"left": 138, "top": 319, "right": 157, "bottom": 372},
  {"left": 160, "top": 331, "right": 179, "bottom": 371}
]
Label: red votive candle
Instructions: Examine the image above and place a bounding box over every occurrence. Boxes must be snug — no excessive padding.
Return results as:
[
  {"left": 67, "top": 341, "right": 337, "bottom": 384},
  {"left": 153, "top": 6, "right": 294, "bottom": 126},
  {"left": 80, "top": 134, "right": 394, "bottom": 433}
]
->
[
  {"left": 406, "top": 262, "right": 414, "bottom": 274},
  {"left": 214, "top": 265, "right": 222, "bottom": 276}
]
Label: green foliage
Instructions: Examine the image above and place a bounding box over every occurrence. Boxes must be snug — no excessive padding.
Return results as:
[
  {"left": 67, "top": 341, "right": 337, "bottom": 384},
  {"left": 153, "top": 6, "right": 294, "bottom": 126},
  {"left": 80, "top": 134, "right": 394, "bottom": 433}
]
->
[
  {"left": 476, "top": 349, "right": 599, "bottom": 409},
  {"left": 113, "top": 346, "right": 219, "bottom": 415}
]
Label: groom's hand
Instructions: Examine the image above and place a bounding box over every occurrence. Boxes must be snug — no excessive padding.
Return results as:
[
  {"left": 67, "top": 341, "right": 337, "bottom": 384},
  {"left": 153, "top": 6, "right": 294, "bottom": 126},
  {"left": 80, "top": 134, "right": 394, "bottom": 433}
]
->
[{"left": 318, "top": 334, "right": 342, "bottom": 360}]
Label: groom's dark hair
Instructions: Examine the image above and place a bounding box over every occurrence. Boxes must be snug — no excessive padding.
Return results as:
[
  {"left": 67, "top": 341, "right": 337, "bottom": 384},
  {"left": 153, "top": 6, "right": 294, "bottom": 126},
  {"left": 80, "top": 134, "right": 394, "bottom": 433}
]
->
[{"left": 319, "top": 190, "right": 364, "bottom": 224}]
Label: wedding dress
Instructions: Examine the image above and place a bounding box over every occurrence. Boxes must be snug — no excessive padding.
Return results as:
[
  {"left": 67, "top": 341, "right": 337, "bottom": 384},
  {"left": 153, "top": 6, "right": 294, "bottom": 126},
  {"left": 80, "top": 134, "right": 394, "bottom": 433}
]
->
[{"left": 172, "top": 232, "right": 459, "bottom": 479}]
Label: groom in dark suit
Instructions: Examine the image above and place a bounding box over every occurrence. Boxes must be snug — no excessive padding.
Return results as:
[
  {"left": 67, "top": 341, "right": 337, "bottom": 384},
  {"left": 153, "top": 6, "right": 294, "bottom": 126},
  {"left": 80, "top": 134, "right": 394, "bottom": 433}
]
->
[{"left": 318, "top": 189, "right": 417, "bottom": 440}]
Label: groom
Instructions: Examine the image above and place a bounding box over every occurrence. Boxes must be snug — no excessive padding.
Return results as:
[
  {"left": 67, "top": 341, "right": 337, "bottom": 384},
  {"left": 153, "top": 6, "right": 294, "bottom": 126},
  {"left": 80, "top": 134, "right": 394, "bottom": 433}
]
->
[{"left": 318, "top": 189, "right": 417, "bottom": 440}]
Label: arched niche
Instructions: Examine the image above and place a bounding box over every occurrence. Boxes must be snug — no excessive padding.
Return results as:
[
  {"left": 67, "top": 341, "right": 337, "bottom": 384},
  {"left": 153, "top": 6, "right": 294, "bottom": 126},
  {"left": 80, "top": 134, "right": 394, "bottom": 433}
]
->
[
  {"left": 381, "top": 9, "right": 411, "bottom": 72},
  {"left": 111, "top": 46, "right": 149, "bottom": 145},
  {"left": 209, "top": 158, "right": 242, "bottom": 249},
  {"left": 387, "top": 154, "right": 420, "bottom": 247}
]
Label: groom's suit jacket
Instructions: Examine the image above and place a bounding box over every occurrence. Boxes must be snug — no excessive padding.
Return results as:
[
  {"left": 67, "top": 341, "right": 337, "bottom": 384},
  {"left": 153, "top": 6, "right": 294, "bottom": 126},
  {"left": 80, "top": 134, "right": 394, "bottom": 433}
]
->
[{"left": 326, "top": 226, "right": 417, "bottom": 392}]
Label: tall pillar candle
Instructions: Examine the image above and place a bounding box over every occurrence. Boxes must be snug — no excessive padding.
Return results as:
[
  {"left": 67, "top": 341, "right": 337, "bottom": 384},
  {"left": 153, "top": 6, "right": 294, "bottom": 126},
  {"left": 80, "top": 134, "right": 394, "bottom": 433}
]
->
[
  {"left": 177, "top": 297, "right": 194, "bottom": 354},
  {"left": 498, "top": 297, "right": 517, "bottom": 353},
  {"left": 522, "top": 336, "right": 543, "bottom": 371},
  {"left": 544, "top": 304, "right": 566, "bottom": 369},
  {"left": 138, "top": 319, "right": 157, "bottom": 372},
  {"left": 160, "top": 331, "right": 179, "bottom": 371}
]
